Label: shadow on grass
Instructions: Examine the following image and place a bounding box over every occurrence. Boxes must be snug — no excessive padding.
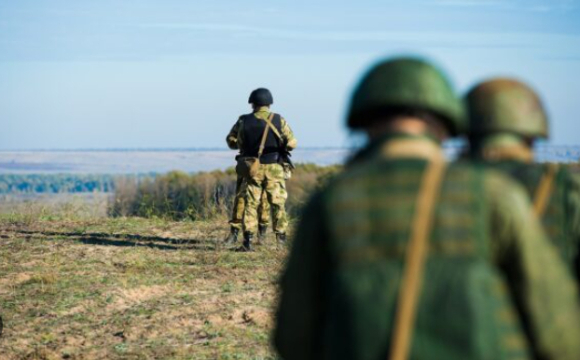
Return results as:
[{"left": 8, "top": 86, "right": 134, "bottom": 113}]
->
[
  {"left": 78, "top": 236, "right": 184, "bottom": 250},
  {"left": 5, "top": 229, "right": 216, "bottom": 251}
]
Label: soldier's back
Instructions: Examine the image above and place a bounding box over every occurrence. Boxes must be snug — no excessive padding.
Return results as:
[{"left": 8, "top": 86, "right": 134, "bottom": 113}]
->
[
  {"left": 319, "top": 153, "right": 534, "bottom": 359},
  {"left": 483, "top": 160, "right": 580, "bottom": 275}
]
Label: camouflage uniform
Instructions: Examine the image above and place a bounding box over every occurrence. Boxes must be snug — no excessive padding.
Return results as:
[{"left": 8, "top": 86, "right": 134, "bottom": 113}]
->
[
  {"left": 274, "top": 58, "right": 580, "bottom": 360},
  {"left": 466, "top": 79, "right": 580, "bottom": 279},
  {"left": 226, "top": 119, "right": 270, "bottom": 233},
  {"left": 237, "top": 106, "right": 297, "bottom": 237}
]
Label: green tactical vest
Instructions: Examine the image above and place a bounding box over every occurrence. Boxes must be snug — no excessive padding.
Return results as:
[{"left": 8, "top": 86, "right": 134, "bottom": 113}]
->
[
  {"left": 486, "top": 161, "right": 574, "bottom": 271},
  {"left": 322, "top": 159, "right": 531, "bottom": 360}
]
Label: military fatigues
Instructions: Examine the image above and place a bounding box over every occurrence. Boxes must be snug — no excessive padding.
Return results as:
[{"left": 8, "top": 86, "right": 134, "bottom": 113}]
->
[
  {"left": 466, "top": 79, "right": 580, "bottom": 280},
  {"left": 226, "top": 119, "right": 270, "bottom": 231},
  {"left": 275, "top": 57, "right": 580, "bottom": 359},
  {"left": 237, "top": 106, "right": 297, "bottom": 235},
  {"left": 469, "top": 138, "right": 580, "bottom": 279},
  {"left": 274, "top": 136, "right": 580, "bottom": 360}
]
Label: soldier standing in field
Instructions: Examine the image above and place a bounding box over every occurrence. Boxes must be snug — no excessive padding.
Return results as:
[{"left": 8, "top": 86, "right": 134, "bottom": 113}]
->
[
  {"left": 224, "top": 118, "right": 271, "bottom": 245},
  {"left": 465, "top": 78, "right": 580, "bottom": 279},
  {"left": 236, "top": 88, "right": 296, "bottom": 251},
  {"left": 274, "top": 57, "right": 580, "bottom": 359}
]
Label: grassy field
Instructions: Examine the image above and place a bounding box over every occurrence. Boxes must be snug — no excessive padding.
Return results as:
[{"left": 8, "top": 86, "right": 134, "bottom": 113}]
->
[{"left": 0, "top": 207, "right": 289, "bottom": 359}]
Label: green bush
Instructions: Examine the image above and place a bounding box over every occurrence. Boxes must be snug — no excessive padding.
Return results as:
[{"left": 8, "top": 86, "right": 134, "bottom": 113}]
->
[{"left": 108, "top": 164, "right": 341, "bottom": 221}]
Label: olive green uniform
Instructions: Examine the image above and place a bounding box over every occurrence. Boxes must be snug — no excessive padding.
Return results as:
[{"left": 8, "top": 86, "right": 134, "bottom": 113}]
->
[
  {"left": 226, "top": 119, "right": 270, "bottom": 231},
  {"left": 237, "top": 106, "right": 297, "bottom": 235},
  {"left": 274, "top": 136, "right": 580, "bottom": 360},
  {"left": 469, "top": 138, "right": 580, "bottom": 279},
  {"left": 465, "top": 79, "right": 580, "bottom": 279}
]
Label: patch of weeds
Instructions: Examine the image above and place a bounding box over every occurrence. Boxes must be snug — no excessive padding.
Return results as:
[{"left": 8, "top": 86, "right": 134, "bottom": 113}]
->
[
  {"left": 114, "top": 342, "right": 128, "bottom": 354},
  {"left": 220, "top": 353, "right": 247, "bottom": 360},
  {"left": 20, "top": 273, "right": 58, "bottom": 287},
  {"left": 40, "top": 332, "right": 57, "bottom": 344},
  {"left": 100, "top": 276, "right": 114, "bottom": 285},
  {"left": 251, "top": 331, "right": 268, "bottom": 342},
  {"left": 220, "top": 354, "right": 278, "bottom": 360},
  {"left": 71, "top": 313, "right": 90, "bottom": 323},
  {"left": 221, "top": 282, "right": 234, "bottom": 293},
  {"left": 178, "top": 293, "right": 195, "bottom": 304}
]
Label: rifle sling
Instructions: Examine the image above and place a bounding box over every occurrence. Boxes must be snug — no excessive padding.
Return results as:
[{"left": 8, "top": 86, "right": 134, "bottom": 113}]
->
[{"left": 389, "top": 159, "right": 446, "bottom": 360}]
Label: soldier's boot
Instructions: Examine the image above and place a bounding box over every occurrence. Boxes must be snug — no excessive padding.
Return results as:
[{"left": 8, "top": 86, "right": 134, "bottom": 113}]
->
[
  {"left": 224, "top": 228, "right": 239, "bottom": 245},
  {"left": 236, "top": 232, "right": 253, "bottom": 252},
  {"left": 258, "top": 224, "right": 268, "bottom": 243},
  {"left": 276, "top": 233, "right": 287, "bottom": 244}
]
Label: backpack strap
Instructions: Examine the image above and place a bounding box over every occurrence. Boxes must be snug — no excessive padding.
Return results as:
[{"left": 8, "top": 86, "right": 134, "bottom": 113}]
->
[
  {"left": 257, "top": 113, "right": 276, "bottom": 159},
  {"left": 389, "top": 159, "right": 447, "bottom": 360},
  {"left": 533, "top": 163, "right": 558, "bottom": 218}
]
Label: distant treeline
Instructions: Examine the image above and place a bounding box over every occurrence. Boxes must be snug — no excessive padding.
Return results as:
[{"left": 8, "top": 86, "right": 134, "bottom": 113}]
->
[
  {"left": 109, "top": 164, "right": 341, "bottom": 220},
  {"left": 0, "top": 174, "right": 143, "bottom": 194}
]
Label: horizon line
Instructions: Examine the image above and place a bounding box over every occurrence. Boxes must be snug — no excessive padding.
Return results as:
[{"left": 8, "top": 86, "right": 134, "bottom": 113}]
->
[{"left": 0, "top": 143, "right": 579, "bottom": 152}]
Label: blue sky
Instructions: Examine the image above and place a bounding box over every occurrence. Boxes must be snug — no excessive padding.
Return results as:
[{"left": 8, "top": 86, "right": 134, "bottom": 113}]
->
[{"left": 1, "top": 0, "right": 579, "bottom": 150}]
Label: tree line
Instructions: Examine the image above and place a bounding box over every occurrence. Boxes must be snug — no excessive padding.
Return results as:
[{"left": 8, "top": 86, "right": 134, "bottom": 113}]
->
[{"left": 0, "top": 174, "right": 122, "bottom": 194}]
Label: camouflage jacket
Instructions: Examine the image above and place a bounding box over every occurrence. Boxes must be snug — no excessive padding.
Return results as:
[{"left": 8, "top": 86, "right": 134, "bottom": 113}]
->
[
  {"left": 274, "top": 135, "right": 580, "bottom": 360},
  {"left": 482, "top": 160, "right": 580, "bottom": 279},
  {"left": 466, "top": 140, "right": 580, "bottom": 280},
  {"left": 226, "top": 106, "right": 297, "bottom": 152}
]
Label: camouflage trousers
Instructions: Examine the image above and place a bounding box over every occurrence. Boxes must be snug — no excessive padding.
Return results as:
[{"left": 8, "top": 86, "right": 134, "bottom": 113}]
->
[
  {"left": 243, "top": 163, "right": 288, "bottom": 235},
  {"left": 229, "top": 176, "right": 270, "bottom": 231}
]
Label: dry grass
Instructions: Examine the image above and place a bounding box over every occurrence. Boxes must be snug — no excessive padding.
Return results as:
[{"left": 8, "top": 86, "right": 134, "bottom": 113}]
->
[{"left": 0, "top": 210, "right": 289, "bottom": 359}]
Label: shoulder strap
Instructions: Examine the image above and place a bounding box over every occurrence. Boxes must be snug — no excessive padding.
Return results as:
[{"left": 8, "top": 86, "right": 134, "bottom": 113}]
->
[
  {"left": 389, "top": 159, "right": 447, "bottom": 360},
  {"left": 263, "top": 114, "right": 283, "bottom": 142},
  {"left": 481, "top": 145, "right": 534, "bottom": 162},
  {"left": 533, "top": 163, "right": 558, "bottom": 218},
  {"left": 257, "top": 113, "right": 275, "bottom": 158}
]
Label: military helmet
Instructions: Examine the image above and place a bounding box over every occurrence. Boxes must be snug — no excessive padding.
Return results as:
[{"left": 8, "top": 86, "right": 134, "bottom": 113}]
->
[
  {"left": 248, "top": 88, "right": 273, "bottom": 106},
  {"left": 466, "top": 78, "right": 548, "bottom": 139},
  {"left": 347, "top": 57, "right": 465, "bottom": 135}
]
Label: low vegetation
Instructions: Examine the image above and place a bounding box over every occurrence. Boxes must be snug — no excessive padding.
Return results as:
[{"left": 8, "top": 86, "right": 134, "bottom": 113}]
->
[
  {"left": 108, "top": 164, "right": 341, "bottom": 221},
  {"left": 0, "top": 164, "right": 339, "bottom": 359}
]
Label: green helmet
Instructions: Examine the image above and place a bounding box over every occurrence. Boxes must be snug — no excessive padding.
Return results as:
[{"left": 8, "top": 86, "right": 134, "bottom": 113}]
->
[
  {"left": 347, "top": 57, "right": 465, "bottom": 135},
  {"left": 466, "top": 78, "right": 548, "bottom": 139}
]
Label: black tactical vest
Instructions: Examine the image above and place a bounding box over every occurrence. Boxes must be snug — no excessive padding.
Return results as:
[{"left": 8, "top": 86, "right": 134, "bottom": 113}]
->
[{"left": 240, "top": 113, "right": 283, "bottom": 163}]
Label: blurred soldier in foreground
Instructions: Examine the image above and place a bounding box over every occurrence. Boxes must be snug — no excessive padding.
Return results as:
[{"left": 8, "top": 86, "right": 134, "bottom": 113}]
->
[
  {"left": 236, "top": 88, "right": 297, "bottom": 251},
  {"left": 225, "top": 119, "right": 271, "bottom": 244},
  {"left": 274, "top": 57, "right": 580, "bottom": 359},
  {"left": 465, "top": 78, "right": 580, "bottom": 279}
]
